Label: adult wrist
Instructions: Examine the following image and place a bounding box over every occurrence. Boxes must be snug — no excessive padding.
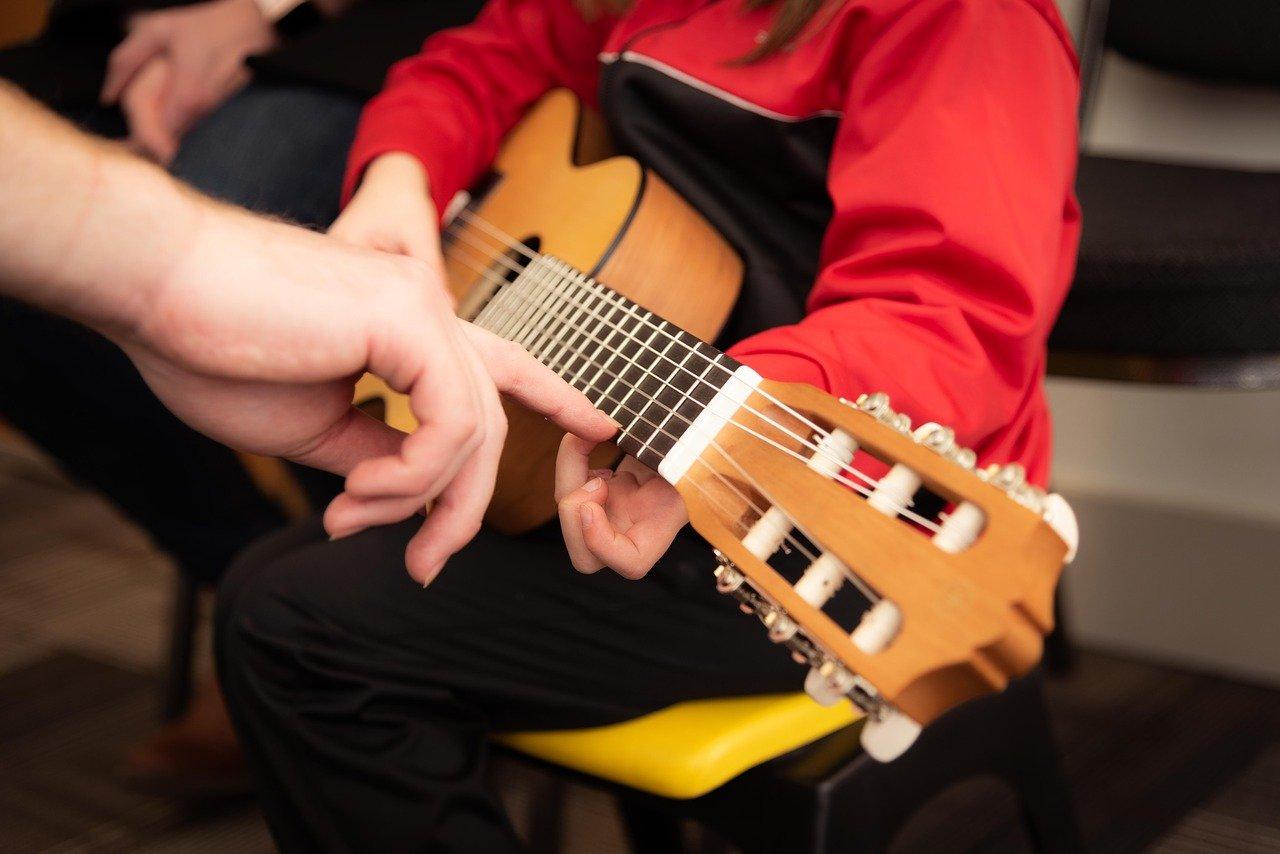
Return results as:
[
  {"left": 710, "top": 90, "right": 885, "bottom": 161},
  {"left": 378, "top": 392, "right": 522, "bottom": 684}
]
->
[
  {"left": 74, "top": 150, "right": 207, "bottom": 341},
  {"left": 250, "top": 0, "right": 333, "bottom": 36}
]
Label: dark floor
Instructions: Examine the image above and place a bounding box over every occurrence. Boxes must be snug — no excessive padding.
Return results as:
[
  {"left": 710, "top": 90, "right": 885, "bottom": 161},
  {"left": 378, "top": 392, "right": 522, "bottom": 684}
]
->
[{"left": 3, "top": 437, "right": 1280, "bottom": 853}]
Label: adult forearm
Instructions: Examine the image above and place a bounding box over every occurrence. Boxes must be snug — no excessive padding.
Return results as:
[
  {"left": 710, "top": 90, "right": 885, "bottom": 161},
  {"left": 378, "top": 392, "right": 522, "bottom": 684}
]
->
[{"left": 0, "top": 82, "right": 200, "bottom": 336}]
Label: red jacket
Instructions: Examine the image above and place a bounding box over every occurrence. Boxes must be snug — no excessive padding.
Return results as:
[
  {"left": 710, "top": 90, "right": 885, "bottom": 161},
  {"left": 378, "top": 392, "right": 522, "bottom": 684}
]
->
[{"left": 345, "top": 0, "right": 1081, "bottom": 485}]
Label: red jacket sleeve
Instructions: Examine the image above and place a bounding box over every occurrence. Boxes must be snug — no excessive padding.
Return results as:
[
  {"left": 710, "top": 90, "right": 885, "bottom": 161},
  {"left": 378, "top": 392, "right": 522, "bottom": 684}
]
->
[
  {"left": 727, "top": 0, "right": 1080, "bottom": 479},
  {"left": 343, "top": 0, "right": 616, "bottom": 216}
]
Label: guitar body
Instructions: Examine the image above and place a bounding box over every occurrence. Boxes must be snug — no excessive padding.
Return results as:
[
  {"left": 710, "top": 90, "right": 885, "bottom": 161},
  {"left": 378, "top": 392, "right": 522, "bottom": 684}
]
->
[
  {"left": 353, "top": 90, "right": 1077, "bottom": 757},
  {"left": 356, "top": 90, "right": 743, "bottom": 534}
]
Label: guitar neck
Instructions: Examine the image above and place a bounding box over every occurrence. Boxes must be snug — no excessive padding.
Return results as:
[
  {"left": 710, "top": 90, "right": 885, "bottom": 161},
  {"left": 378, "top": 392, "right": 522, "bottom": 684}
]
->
[{"left": 470, "top": 253, "right": 757, "bottom": 478}]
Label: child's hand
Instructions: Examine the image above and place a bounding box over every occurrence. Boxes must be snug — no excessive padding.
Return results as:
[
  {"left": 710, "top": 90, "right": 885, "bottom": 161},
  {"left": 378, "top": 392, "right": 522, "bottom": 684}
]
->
[
  {"left": 331, "top": 152, "right": 443, "bottom": 266},
  {"left": 555, "top": 435, "right": 688, "bottom": 580}
]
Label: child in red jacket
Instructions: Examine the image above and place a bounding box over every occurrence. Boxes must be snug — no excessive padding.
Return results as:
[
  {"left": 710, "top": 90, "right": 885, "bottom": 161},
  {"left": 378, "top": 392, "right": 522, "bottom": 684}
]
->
[{"left": 218, "top": 1, "right": 1081, "bottom": 849}]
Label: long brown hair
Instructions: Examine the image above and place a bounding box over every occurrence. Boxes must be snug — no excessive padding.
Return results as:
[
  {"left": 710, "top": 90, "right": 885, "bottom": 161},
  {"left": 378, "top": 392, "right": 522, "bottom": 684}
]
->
[{"left": 578, "top": 0, "right": 834, "bottom": 62}]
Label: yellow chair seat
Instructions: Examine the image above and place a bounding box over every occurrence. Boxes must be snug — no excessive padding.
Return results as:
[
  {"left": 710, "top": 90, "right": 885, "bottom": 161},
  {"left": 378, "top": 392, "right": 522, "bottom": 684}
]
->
[{"left": 496, "top": 693, "right": 860, "bottom": 800}]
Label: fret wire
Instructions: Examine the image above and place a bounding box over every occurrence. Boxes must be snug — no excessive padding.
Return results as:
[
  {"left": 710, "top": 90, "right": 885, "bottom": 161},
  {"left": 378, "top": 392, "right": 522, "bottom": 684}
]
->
[
  {"left": 625, "top": 321, "right": 683, "bottom": 449},
  {"left": 568, "top": 283, "right": 628, "bottom": 391},
  {"left": 443, "top": 233, "right": 864, "bottom": 591},
  {"left": 540, "top": 278, "right": 602, "bottom": 370},
  {"left": 536, "top": 262, "right": 608, "bottom": 368},
  {"left": 597, "top": 305, "right": 664, "bottom": 426},
  {"left": 450, "top": 242, "right": 723, "bottom": 447},
  {"left": 473, "top": 251, "right": 530, "bottom": 333},
  {"left": 449, "top": 243, "right": 942, "bottom": 537},
  {"left": 641, "top": 344, "right": 712, "bottom": 457},
  {"left": 449, "top": 241, "right": 724, "bottom": 445},
  {"left": 528, "top": 264, "right": 583, "bottom": 364},
  {"left": 453, "top": 229, "right": 720, "bottom": 397},
  {"left": 447, "top": 217, "right": 889, "bottom": 509},
  {"left": 449, "top": 240, "right": 936, "bottom": 537},
  {"left": 576, "top": 293, "right": 634, "bottom": 402},
  {"left": 474, "top": 281, "right": 523, "bottom": 334},
  {"left": 507, "top": 260, "right": 569, "bottom": 353},
  {"left": 495, "top": 257, "right": 557, "bottom": 344}
]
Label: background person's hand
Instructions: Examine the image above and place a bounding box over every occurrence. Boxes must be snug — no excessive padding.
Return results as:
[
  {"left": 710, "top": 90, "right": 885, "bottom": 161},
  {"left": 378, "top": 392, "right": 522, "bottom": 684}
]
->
[
  {"left": 555, "top": 436, "right": 688, "bottom": 580},
  {"left": 116, "top": 203, "right": 616, "bottom": 583},
  {"left": 330, "top": 153, "right": 443, "bottom": 264},
  {"left": 101, "top": 0, "right": 277, "bottom": 163},
  {"left": 117, "top": 56, "right": 178, "bottom": 163}
]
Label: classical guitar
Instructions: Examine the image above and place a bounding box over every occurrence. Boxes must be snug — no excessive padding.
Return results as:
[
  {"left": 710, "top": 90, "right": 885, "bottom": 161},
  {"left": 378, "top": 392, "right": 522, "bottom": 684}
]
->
[{"left": 355, "top": 90, "right": 1078, "bottom": 761}]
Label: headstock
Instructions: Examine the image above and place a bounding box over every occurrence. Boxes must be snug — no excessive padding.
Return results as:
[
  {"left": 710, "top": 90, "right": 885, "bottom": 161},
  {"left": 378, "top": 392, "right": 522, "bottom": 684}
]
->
[{"left": 673, "top": 380, "right": 1077, "bottom": 761}]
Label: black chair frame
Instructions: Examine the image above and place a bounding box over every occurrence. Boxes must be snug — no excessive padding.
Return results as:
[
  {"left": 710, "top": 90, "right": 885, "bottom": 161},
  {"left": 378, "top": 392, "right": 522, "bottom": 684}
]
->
[{"left": 512, "top": 672, "right": 1082, "bottom": 854}]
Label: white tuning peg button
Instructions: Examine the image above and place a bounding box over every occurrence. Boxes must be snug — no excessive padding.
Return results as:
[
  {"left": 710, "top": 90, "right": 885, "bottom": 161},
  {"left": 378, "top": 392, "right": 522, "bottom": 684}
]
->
[
  {"left": 804, "top": 664, "right": 854, "bottom": 707},
  {"left": 850, "top": 600, "right": 902, "bottom": 654},
  {"left": 867, "top": 464, "right": 921, "bottom": 516},
  {"left": 794, "top": 552, "right": 847, "bottom": 607},
  {"left": 932, "top": 501, "right": 985, "bottom": 554},
  {"left": 860, "top": 707, "right": 922, "bottom": 762},
  {"left": 1042, "top": 493, "right": 1078, "bottom": 563}
]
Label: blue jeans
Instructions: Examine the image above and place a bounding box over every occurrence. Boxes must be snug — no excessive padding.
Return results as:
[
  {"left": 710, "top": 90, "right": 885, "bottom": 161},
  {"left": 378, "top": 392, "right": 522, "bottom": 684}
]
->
[
  {"left": 0, "top": 83, "right": 363, "bottom": 582},
  {"left": 172, "top": 82, "right": 363, "bottom": 228}
]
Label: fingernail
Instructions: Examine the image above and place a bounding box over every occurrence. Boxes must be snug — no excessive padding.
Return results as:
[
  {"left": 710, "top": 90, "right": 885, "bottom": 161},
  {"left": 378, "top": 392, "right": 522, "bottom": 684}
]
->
[
  {"left": 579, "top": 504, "right": 593, "bottom": 527},
  {"left": 583, "top": 477, "right": 602, "bottom": 493}
]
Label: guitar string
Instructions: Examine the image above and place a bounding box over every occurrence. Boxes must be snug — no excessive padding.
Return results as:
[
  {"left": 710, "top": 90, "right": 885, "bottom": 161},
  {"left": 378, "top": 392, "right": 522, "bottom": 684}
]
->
[
  {"left": 449, "top": 234, "right": 941, "bottom": 532},
  {"left": 448, "top": 211, "right": 849, "bottom": 471},
  {"left": 445, "top": 227, "right": 945, "bottom": 531},
  {"left": 446, "top": 236, "right": 944, "bottom": 536},
  {"left": 445, "top": 242, "right": 884, "bottom": 604},
  {"left": 449, "top": 209, "right": 880, "bottom": 486},
  {"left": 447, "top": 214, "right": 899, "bottom": 503}
]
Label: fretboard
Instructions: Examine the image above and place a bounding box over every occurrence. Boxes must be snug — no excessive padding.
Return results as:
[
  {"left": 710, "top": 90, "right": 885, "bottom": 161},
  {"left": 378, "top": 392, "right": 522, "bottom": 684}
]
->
[{"left": 470, "top": 254, "right": 744, "bottom": 472}]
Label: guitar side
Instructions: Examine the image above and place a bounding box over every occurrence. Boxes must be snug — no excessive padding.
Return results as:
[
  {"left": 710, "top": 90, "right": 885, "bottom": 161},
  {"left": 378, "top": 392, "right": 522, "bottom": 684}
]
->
[{"left": 356, "top": 90, "right": 743, "bottom": 534}]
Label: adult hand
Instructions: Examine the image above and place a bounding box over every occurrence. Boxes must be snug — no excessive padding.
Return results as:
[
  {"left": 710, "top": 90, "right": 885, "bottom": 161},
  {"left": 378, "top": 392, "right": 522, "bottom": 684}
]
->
[
  {"left": 0, "top": 85, "right": 615, "bottom": 582},
  {"left": 101, "top": 0, "right": 277, "bottom": 163},
  {"left": 119, "top": 203, "right": 616, "bottom": 584},
  {"left": 554, "top": 436, "right": 688, "bottom": 580},
  {"left": 117, "top": 56, "right": 178, "bottom": 163}
]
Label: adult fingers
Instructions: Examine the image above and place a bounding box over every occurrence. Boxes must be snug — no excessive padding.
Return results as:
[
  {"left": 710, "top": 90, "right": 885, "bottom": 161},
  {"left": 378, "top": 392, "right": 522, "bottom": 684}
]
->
[
  {"left": 118, "top": 57, "right": 177, "bottom": 163},
  {"left": 345, "top": 325, "right": 486, "bottom": 500},
  {"left": 462, "top": 324, "right": 616, "bottom": 443},
  {"left": 159, "top": 57, "right": 232, "bottom": 140},
  {"left": 400, "top": 403, "right": 505, "bottom": 583},
  {"left": 285, "top": 406, "right": 406, "bottom": 477},
  {"left": 101, "top": 27, "right": 165, "bottom": 104},
  {"left": 323, "top": 491, "right": 428, "bottom": 541}
]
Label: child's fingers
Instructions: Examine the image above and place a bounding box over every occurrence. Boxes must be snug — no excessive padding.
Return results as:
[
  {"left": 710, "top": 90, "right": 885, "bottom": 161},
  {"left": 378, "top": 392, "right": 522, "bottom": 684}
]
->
[{"left": 557, "top": 476, "right": 610, "bottom": 573}]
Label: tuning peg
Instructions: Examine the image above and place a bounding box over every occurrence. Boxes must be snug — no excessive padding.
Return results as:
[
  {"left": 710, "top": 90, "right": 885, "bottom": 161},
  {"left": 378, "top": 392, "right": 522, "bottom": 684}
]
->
[
  {"left": 914, "top": 422, "right": 955, "bottom": 453},
  {"left": 853, "top": 392, "right": 912, "bottom": 433},
  {"left": 914, "top": 422, "right": 978, "bottom": 471},
  {"left": 1042, "top": 493, "right": 1079, "bottom": 562},
  {"left": 763, "top": 608, "right": 798, "bottom": 643},
  {"left": 860, "top": 706, "right": 922, "bottom": 762},
  {"left": 712, "top": 555, "right": 745, "bottom": 593},
  {"left": 804, "top": 659, "right": 856, "bottom": 706},
  {"left": 990, "top": 463, "right": 1027, "bottom": 491},
  {"left": 850, "top": 600, "right": 903, "bottom": 654}
]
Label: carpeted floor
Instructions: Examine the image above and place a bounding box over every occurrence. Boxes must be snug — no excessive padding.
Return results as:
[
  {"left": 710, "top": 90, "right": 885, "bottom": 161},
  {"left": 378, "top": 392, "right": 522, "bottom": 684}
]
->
[{"left": 3, "top": 435, "right": 1280, "bottom": 853}]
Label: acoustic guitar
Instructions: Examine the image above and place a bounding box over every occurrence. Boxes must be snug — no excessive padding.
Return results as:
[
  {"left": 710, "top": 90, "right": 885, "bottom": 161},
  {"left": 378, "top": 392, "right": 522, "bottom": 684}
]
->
[{"left": 355, "top": 90, "right": 1078, "bottom": 761}]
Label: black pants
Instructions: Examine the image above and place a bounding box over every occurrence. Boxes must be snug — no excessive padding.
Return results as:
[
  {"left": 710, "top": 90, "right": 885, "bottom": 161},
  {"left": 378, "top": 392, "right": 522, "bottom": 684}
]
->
[{"left": 215, "top": 518, "right": 804, "bottom": 852}]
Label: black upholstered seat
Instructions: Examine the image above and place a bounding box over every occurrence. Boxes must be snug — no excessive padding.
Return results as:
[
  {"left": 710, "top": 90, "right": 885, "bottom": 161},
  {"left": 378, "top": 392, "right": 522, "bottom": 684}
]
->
[
  {"left": 1050, "top": 155, "right": 1280, "bottom": 357},
  {"left": 1048, "top": 0, "right": 1280, "bottom": 383}
]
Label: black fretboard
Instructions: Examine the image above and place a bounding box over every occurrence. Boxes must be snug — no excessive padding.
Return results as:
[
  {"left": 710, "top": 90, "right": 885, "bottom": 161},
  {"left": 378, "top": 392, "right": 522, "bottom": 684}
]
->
[{"left": 471, "top": 255, "right": 742, "bottom": 472}]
